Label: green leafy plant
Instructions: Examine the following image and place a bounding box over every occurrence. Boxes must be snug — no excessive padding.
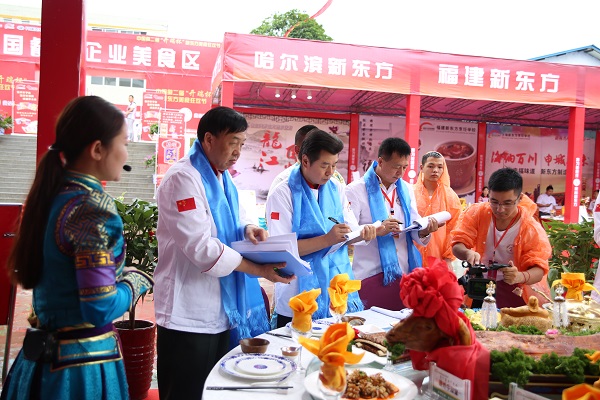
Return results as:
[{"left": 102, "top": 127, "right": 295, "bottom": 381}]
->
[
  {"left": 0, "top": 115, "right": 13, "bottom": 129},
  {"left": 114, "top": 198, "right": 158, "bottom": 328},
  {"left": 144, "top": 153, "right": 156, "bottom": 169},
  {"left": 544, "top": 220, "right": 600, "bottom": 285},
  {"left": 149, "top": 123, "right": 159, "bottom": 136}
]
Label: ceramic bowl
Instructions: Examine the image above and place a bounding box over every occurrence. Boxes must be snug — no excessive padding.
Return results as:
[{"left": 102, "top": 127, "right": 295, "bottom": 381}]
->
[{"left": 239, "top": 338, "right": 270, "bottom": 354}]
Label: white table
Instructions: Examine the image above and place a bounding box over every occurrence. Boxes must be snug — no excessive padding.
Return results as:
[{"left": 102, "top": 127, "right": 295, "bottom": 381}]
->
[{"left": 202, "top": 309, "right": 424, "bottom": 400}]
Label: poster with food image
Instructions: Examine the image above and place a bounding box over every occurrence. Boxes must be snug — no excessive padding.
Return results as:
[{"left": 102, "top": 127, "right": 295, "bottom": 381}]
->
[
  {"left": 13, "top": 81, "right": 39, "bottom": 134},
  {"left": 234, "top": 114, "right": 350, "bottom": 204},
  {"left": 485, "top": 125, "right": 595, "bottom": 205},
  {"left": 358, "top": 115, "right": 478, "bottom": 202}
]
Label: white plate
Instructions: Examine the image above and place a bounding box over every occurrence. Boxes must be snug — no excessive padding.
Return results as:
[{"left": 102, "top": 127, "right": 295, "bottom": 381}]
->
[
  {"left": 286, "top": 322, "right": 328, "bottom": 337},
  {"left": 234, "top": 357, "right": 287, "bottom": 376},
  {"left": 304, "top": 367, "right": 418, "bottom": 400},
  {"left": 220, "top": 353, "right": 296, "bottom": 380},
  {"left": 348, "top": 346, "right": 387, "bottom": 366}
]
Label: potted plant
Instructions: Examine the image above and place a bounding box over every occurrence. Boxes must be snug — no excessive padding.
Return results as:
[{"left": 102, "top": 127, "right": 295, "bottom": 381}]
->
[
  {"left": 149, "top": 123, "right": 159, "bottom": 140},
  {"left": 0, "top": 114, "right": 13, "bottom": 134},
  {"left": 544, "top": 220, "right": 600, "bottom": 286},
  {"left": 114, "top": 198, "right": 159, "bottom": 400}
]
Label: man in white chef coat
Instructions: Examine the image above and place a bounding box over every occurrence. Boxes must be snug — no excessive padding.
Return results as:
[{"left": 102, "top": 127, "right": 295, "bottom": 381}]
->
[
  {"left": 154, "top": 106, "right": 294, "bottom": 399},
  {"left": 345, "top": 137, "right": 439, "bottom": 310},
  {"left": 266, "top": 129, "right": 376, "bottom": 328}
]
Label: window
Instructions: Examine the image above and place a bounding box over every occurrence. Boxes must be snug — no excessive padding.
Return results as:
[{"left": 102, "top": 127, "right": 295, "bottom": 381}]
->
[
  {"left": 132, "top": 79, "right": 145, "bottom": 88},
  {"left": 90, "top": 76, "right": 145, "bottom": 88}
]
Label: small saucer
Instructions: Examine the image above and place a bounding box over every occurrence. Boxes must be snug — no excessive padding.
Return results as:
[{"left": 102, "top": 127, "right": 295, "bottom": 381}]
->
[{"left": 234, "top": 357, "right": 286, "bottom": 376}]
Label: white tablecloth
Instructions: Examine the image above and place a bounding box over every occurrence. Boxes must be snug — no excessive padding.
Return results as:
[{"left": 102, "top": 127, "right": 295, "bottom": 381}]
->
[{"left": 201, "top": 309, "right": 413, "bottom": 400}]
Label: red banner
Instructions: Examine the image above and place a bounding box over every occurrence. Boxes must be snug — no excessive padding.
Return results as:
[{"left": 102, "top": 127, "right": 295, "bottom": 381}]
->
[
  {"left": 0, "top": 23, "right": 220, "bottom": 136},
  {"left": 141, "top": 91, "right": 165, "bottom": 141},
  {"left": 13, "top": 80, "right": 38, "bottom": 134},
  {"left": 156, "top": 136, "right": 185, "bottom": 175},
  {"left": 219, "top": 33, "right": 600, "bottom": 109},
  {"left": 160, "top": 109, "right": 185, "bottom": 138}
]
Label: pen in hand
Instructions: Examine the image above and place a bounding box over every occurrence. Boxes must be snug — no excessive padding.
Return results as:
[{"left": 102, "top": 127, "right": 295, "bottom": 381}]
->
[{"left": 328, "top": 216, "right": 341, "bottom": 224}]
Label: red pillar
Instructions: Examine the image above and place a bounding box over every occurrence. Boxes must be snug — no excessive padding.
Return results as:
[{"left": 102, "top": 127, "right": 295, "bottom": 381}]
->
[
  {"left": 404, "top": 94, "right": 421, "bottom": 184},
  {"left": 37, "top": 0, "right": 86, "bottom": 163},
  {"left": 220, "top": 81, "right": 234, "bottom": 108},
  {"left": 347, "top": 113, "right": 359, "bottom": 183},
  {"left": 594, "top": 129, "right": 600, "bottom": 191},
  {"left": 475, "top": 122, "right": 487, "bottom": 200},
  {"left": 564, "top": 107, "right": 585, "bottom": 224}
]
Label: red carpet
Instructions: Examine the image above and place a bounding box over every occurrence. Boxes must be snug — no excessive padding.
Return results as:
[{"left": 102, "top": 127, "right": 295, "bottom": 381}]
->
[{"left": 146, "top": 388, "right": 159, "bottom": 400}]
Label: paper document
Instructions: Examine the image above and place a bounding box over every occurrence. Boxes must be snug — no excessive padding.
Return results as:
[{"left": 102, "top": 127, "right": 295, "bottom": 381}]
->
[
  {"left": 325, "top": 220, "right": 382, "bottom": 256},
  {"left": 400, "top": 211, "right": 451, "bottom": 233},
  {"left": 231, "top": 233, "right": 312, "bottom": 277}
]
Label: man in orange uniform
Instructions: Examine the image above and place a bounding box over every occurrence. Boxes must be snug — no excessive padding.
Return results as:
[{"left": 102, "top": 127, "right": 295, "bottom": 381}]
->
[
  {"left": 451, "top": 168, "right": 551, "bottom": 308},
  {"left": 413, "top": 151, "right": 462, "bottom": 268}
]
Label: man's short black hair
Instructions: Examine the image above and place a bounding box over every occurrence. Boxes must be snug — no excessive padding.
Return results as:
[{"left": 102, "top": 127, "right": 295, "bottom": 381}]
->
[
  {"left": 488, "top": 168, "right": 523, "bottom": 195},
  {"left": 197, "top": 106, "right": 248, "bottom": 141},
  {"left": 299, "top": 129, "right": 344, "bottom": 164},
  {"left": 295, "top": 125, "right": 318, "bottom": 148},
  {"left": 378, "top": 137, "right": 411, "bottom": 160},
  {"left": 546, "top": 185, "right": 554, "bottom": 191}
]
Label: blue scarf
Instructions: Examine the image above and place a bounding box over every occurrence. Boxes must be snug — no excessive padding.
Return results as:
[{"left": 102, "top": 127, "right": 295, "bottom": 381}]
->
[
  {"left": 288, "top": 165, "right": 363, "bottom": 319},
  {"left": 188, "top": 140, "right": 270, "bottom": 346},
  {"left": 364, "top": 161, "right": 422, "bottom": 285}
]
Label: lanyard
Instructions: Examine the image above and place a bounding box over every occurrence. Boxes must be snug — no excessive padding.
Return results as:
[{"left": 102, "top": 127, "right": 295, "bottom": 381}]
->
[
  {"left": 380, "top": 186, "right": 396, "bottom": 211},
  {"left": 492, "top": 211, "right": 520, "bottom": 261}
]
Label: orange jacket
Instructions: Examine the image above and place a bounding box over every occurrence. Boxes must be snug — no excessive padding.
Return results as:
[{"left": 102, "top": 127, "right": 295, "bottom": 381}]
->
[
  {"left": 414, "top": 182, "right": 462, "bottom": 267},
  {"left": 450, "top": 195, "right": 552, "bottom": 304}
]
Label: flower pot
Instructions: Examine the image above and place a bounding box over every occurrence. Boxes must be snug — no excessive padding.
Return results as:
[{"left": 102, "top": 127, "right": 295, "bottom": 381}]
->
[{"left": 115, "top": 320, "right": 156, "bottom": 400}]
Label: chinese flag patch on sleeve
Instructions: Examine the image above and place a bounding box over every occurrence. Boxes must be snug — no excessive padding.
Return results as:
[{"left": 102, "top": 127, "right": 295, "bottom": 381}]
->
[
  {"left": 176, "top": 197, "right": 196, "bottom": 212},
  {"left": 270, "top": 212, "right": 280, "bottom": 220},
  {"left": 595, "top": 202, "right": 600, "bottom": 213}
]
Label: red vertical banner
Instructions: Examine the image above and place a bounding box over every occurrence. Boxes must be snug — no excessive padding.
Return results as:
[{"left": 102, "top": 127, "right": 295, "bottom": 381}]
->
[
  {"left": 156, "top": 135, "right": 186, "bottom": 190},
  {"left": 404, "top": 94, "right": 421, "bottom": 184},
  {"left": 348, "top": 113, "right": 359, "bottom": 183},
  {"left": 160, "top": 109, "right": 186, "bottom": 138},
  {"left": 594, "top": 130, "right": 600, "bottom": 191},
  {"left": 476, "top": 122, "right": 487, "bottom": 199},
  {"left": 141, "top": 91, "right": 166, "bottom": 142},
  {"left": 564, "top": 107, "right": 585, "bottom": 224},
  {"left": 12, "top": 80, "right": 39, "bottom": 134}
]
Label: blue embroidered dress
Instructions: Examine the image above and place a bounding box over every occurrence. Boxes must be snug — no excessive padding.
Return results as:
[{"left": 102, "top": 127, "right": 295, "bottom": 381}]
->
[{"left": 2, "top": 172, "right": 133, "bottom": 400}]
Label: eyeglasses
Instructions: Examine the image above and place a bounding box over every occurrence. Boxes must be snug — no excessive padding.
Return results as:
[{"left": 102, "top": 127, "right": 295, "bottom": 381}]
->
[{"left": 489, "top": 199, "right": 519, "bottom": 209}]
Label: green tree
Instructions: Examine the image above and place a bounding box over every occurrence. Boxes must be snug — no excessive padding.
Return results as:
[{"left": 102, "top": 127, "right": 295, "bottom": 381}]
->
[{"left": 251, "top": 9, "right": 333, "bottom": 41}]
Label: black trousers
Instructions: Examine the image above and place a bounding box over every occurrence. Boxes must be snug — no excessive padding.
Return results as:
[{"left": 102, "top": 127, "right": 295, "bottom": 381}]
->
[
  {"left": 276, "top": 314, "right": 292, "bottom": 329},
  {"left": 157, "top": 325, "right": 230, "bottom": 400}
]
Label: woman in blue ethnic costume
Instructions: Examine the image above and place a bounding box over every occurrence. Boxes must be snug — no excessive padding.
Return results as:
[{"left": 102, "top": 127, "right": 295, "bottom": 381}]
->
[
  {"left": 265, "top": 129, "right": 377, "bottom": 328},
  {"left": 2, "top": 96, "right": 153, "bottom": 400}
]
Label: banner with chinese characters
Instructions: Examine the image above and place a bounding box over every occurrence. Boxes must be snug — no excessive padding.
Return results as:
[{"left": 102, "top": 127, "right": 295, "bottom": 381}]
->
[
  {"left": 155, "top": 135, "right": 186, "bottom": 190},
  {"left": 357, "top": 115, "right": 478, "bottom": 202},
  {"left": 12, "top": 80, "right": 38, "bottom": 134},
  {"left": 485, "top": 126, "right": 596, "bottom": 204},
  {"left": 141, "top": 91, "right": 165, "bottom": 141},
  {"left": 160, "top": 109, "right": 185, "bottom": 138},
  {"left": 219, "top": 32, "right": 600, "bottom": 109},
  {"left": 233, "top": 114, "right": 350, "bottom": 204},
  {"left": 0, "top": 23, "right": 219, "bottom": 135}
]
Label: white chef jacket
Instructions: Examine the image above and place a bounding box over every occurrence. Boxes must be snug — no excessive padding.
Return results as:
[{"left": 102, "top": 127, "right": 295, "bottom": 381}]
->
[
  {"left": 154, "top": 156, "right": 252, "bottom": 333},
  {"left": 266, "top": 176, "right": 363, "bottom": 318},
  {"left": 536, "top": 193, "right": 557, "bottom": 213},
  {"left": 345, "top": 177, "right": 429, "bottom": 281}
]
